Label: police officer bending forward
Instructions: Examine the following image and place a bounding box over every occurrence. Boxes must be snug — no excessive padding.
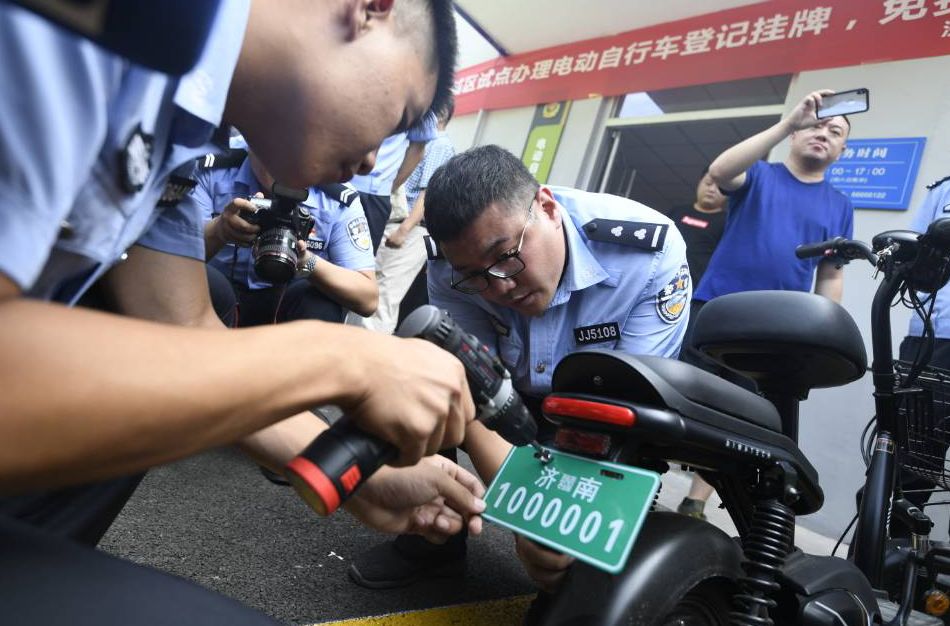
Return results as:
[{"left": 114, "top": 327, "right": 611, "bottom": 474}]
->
[{"left": 350, "top": 144, "right": 690, "bottom": 595}]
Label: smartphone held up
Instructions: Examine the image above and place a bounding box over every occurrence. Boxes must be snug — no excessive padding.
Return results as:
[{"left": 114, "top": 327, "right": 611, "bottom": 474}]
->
[{"left": 816, "top": 88, "right": 869, "bottom": 119}]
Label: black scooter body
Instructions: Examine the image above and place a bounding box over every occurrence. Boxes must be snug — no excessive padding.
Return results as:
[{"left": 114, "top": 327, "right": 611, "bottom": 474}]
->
[
  {"left": 536, "top": 291, "right": 881, "bottom": 625},
  {"left": 539, "top": 512, "right": 742, "bottom": 626},
  {"left": 536, "top": 513, "right": 879, "bottom": 625}
]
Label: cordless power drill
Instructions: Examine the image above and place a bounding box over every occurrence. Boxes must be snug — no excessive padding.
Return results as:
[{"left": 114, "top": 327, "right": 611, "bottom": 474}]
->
[{"left": 284, "top": 305, "right": 543, "bottom": 515}]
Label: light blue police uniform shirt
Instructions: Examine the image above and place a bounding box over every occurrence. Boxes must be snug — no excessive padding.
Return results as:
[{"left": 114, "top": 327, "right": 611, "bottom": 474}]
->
[
  {"left": 191, "top": 158, "right": 375, "bottom": 290},
  {"left": 0, "top": 1, "right": 249, "bottom": 304},
  {"left": 428, "top": 187, "right": 691, "bottom": 397},
  {"left": 349, "top": 112, "right": 439, "bottom": 197},
  {"left": 909, "top": 177, "right": 950, "bottom": 339}
]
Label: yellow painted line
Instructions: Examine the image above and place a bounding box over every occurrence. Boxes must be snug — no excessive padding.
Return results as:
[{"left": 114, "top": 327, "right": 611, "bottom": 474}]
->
[{"left": 311, "top": 595, "right": 534, "bottom": 625}]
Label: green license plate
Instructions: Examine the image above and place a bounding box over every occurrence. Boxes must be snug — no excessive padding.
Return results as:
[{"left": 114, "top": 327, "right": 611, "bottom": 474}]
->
[{"left": 483, "top": 446, "right": 659, "bottom": 574}]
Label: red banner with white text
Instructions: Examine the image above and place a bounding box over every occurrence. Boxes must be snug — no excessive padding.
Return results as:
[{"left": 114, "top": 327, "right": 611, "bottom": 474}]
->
[{"left": 454, "top": 0, "right": 950, "bottom": 116}]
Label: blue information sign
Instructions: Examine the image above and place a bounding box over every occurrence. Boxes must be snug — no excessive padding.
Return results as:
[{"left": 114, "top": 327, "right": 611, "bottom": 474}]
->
[{"left": 826, "top": 137, "right": 927, "bottom": 210}]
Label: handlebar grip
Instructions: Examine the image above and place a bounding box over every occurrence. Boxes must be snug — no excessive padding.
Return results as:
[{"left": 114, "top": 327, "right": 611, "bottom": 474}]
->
[
  {"left": 926, "top": 218, "right": 950, "bottom": 252},
  {"left": 285, "top": 418, "right": 397, "bottom": 516},
  {"left": 795, "top": 238, "right": 842, "bottom": 259}
]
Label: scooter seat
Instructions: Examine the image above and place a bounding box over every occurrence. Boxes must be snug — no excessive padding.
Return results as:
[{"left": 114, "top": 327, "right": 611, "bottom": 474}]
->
[
  {"left": 692, "top": 291, "right": 867, "bottom": 394},
  {"left": 552, "top": 351, "right": 782, "bottom": 433}
]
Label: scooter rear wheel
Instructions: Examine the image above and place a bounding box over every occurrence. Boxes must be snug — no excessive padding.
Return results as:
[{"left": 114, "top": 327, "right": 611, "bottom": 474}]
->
[{"left": 656, "top": 578, "right": 734, "bottom": 626}]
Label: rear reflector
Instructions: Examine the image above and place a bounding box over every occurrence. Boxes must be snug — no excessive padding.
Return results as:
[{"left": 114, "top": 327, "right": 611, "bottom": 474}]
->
[
  {"left": 555, "top": 428, "right": 612, "bottom": 457},
  {"left": 543, "top": 397, "right": 636, "bottom": 427}
]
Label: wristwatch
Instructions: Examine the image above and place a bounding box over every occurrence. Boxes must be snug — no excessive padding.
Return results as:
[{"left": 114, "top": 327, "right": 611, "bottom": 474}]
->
[{"left": 297, "top": 254, "right": 319, "bottom": 277}]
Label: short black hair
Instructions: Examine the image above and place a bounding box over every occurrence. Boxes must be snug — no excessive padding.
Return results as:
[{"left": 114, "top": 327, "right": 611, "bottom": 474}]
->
[
  {"left": 399, "top": 0, "right": 457, "bottom": 124},
  {"left": 425, "top": 145, "right": 539, "bottom": 242}
]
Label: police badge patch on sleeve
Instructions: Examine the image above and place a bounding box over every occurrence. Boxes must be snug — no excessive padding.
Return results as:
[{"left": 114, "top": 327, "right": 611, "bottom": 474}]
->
[
  {"left": 118, "top": 124, "right": 154, "bottom": 193},
  {"left": 656, "top": 263, "right": 690, "bottom": 324},
  {"left": 347, "top": 216, "right": 372, "bottom": 251}
]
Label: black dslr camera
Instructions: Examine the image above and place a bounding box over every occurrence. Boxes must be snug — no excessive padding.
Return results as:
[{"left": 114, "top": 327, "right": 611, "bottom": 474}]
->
[{"left": 240, "top": 184, "right": 313, "bottom": 284}]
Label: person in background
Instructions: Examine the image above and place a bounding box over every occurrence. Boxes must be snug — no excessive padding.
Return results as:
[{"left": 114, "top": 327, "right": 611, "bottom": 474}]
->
[
  {"left": 683, "top": 90, "right": 854, "bottom": 367},
  {"left": 197, "top": 142, "right": 377, "bottom": 327},
  {"left": 350, "top": 114, "right": 439, "bottom": 254},
  {"left": 669, "top": 168, "right": 727, "bottom": 520},
  {"left": 667, "top": 168, "right": 727, "bottom": 290},
  {"left": 355, "top": 98, "right": 455, "bottom": 336},
  {"left": 892, "top": 173, "right": 950, "bottom": 535}
]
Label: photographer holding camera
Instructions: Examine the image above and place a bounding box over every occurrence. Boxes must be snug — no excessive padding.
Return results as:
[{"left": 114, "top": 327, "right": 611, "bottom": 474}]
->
[
  {"left": 200, "top": 142, "right": 378, "bottom": 327},
  {"left": 0, "top": 1, "right": 482, "bottom": 624}
]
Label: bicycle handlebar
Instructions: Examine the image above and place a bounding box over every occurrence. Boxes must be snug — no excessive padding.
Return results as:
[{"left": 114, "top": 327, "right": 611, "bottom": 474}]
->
[
  {"left": 795, "top": 238, "right": 877, "bottom": 266},
  {"left": 795, "top": 238, "right": 843, "bottom": 260},
  {"left": 925, "top": 217, "right": 950, "bottom": 253}
]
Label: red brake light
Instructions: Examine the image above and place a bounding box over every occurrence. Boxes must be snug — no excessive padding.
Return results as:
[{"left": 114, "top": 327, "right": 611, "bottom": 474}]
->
[
  {"left": 543, "top": 397, "right": 636, "bottom": 427},
  {"left": 555, "top": 428, "right": 612, "bottom": 457}
]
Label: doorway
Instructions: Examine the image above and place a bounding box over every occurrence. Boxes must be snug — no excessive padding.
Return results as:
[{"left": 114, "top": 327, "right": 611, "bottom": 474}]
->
[
  {"left": 593, "top": 74, "right": 792, "bottom": 216},
  {"left": 600, "top": 115, "right": 780, "bottom": 215}
]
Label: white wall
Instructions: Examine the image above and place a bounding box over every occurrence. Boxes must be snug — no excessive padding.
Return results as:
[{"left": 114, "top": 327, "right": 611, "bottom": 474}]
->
[
  {"left": 445, "top": 112, "right": 480, "bottom": 152},
  {"left": 548, "top": 98, "right": 611, "bottom": 188},
  {"left": 446, "top": 97, "right": 612, "bottom": 184}
]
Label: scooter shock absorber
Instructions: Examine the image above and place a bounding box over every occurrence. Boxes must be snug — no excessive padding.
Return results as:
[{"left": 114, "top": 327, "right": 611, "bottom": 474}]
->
[{"left": 730, "top": 499, "right": 795, "bottom": 626}]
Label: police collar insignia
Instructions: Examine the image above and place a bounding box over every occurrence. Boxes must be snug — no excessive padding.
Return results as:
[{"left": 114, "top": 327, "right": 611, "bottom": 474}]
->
[
  {"left": 574, "top": 322, "right": 620, "bottom": 345},
  {"left": 118, "top": 124, "right": 154, "bottom": 193},
  {"left": 424, "top": 235, "right": 443, "bottom": 260},
  {"left": 489, "top": 316, "right": 510, "bottom": 338},
  {"left": 656, "top": 263, "right": 691, "bottom": 324},
  {"left": 347, "top": 216, "right": 372, "bottom": 251}
]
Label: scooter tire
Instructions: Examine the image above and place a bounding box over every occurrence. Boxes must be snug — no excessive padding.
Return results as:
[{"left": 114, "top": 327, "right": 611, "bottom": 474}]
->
[{"left": 533, "top": 512, "right": 743, "bottom": 626}]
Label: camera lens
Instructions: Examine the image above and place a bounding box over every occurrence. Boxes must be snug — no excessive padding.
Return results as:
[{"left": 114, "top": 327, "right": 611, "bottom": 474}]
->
[{"left": 253, "top": 226, "right": 299, "bottom": 283}]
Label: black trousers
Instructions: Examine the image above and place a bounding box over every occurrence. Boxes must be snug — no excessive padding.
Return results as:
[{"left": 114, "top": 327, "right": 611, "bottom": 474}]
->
[
  {"left": 207, "top": 266, "right": 344, "bottom": 327},
  {"left": 358, "top": 192, "right": 391, "bottom": 255},
  {"left": 0, "top": 516, "right": 280, "bottom": 625}
]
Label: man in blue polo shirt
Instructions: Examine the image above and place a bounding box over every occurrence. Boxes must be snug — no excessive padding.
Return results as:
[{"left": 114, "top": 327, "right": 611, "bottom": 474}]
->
[
  {"left": 0, "top": 2, "right": 483, "bottom": 623},
  {"left": 684, "top": 90, "right": 854, "bottom": 365}
]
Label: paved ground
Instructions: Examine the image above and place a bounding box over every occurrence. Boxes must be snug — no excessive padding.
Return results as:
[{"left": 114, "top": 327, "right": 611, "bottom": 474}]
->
[
  {"left": 100, "top": 442, "right": 842, "bottom": 625},
  {"left": 100, "top": 446, "right": 537, "bottom": 625}
]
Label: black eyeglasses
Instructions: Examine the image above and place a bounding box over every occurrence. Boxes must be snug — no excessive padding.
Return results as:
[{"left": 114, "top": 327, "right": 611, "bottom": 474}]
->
[{"left": 451, "top": 195, "right": 535, "bottom": 295}]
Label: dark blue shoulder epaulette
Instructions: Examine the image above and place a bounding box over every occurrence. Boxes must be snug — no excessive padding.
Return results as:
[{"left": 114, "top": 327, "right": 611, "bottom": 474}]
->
[
  {"left": 927, "top": 175, "right": 950, "bottom": 191},
  {"left": 198, "top": 148, "right": 248, "bottom": 170},
  {"left": 315, "top": 184, "right": 359, "bottom": 207}
]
